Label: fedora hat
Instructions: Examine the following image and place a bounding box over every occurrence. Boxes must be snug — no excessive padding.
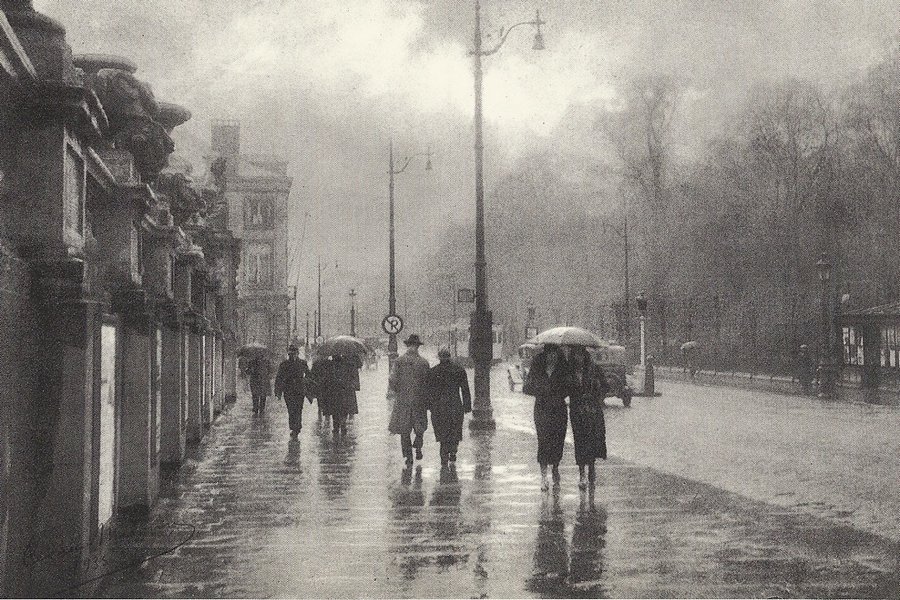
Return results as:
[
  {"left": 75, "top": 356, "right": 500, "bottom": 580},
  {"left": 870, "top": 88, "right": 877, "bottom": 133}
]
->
[{"left": 404, "top": 334, "right": 423, "bottom": 346}]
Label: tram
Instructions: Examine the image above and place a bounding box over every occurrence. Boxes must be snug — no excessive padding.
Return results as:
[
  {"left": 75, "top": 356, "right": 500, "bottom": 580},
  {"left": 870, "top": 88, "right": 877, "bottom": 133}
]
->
[{"left": 421, "top": 317, "right": 504, "bottom": 366}]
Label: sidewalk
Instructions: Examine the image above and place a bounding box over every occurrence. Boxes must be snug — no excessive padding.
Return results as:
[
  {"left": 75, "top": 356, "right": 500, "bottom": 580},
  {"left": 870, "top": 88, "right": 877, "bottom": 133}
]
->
[{"left": 77, "top": 369, "right": 898, "bottom": 599}]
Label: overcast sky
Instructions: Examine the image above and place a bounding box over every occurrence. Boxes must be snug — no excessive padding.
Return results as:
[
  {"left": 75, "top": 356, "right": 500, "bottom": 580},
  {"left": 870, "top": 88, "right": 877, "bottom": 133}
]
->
[{"left": 34, "top": 0, "right": 898, "bottom": 331}]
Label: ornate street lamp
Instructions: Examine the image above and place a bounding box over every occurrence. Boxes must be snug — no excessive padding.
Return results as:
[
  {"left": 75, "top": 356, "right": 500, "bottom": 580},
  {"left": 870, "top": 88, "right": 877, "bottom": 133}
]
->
[
  {"left": 816, "top": 252, "right": 833, "bottom": 397},
  {"left": 468, "top": 0, "right": 546, "bottom": 431}
]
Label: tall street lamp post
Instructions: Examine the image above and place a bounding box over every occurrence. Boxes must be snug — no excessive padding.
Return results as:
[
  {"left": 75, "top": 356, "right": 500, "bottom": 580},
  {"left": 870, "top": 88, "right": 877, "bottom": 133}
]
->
[
  {"left": 387, "top": 139, "right": 432, "bottom": 367},
  {"left": 468, "top": 0, "right": 545, "bottom": 431},
  {"left": 349, "top": 288, "right": 357, "bottom": 337},
  {"left": 816, "top": 252, "right": 834, "bottom": 397}
]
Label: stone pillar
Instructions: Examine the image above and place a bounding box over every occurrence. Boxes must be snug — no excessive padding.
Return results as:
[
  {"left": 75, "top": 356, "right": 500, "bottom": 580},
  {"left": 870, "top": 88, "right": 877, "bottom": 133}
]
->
[
  {"left": 159, "top": 324, "right": 185, "bottom": 468},
  {"left": 186, "top": 324, "right": 205, "bottom": 443},
  {"left": 25, "top": 285, "right": 103, "bottom": 596},
  {"left": 202, "top": 331, "right": 214, "bottom": 426},
  {"left": 116, "top": 299, "right": 154, "bottom": 512}
]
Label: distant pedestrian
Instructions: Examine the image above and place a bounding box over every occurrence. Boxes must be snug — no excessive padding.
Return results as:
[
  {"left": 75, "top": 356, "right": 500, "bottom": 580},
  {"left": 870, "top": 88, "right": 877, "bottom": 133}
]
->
[
  {"left": 249, "top": 355, "right": 273, "bottom": 415},
  {"left": 329, "top": 354, "right": 360, "bottom": 436},
  {"left": 388, "top": 334, "right": 430, "bottom": 466},
  {"left": 275, "top": 345, "right": 310, "bottom": 439},
  {"left": 568, "top": 348, "right": 608, "bottom": 490},
  {"left": 427, "top": 347, "right": 471, "bottom": 468},
  {"left": 524, "top": 343, "right": 571, "bottom": 490},
  {"left": 797, "top": 344, "right": 814, "bottom": 395}
]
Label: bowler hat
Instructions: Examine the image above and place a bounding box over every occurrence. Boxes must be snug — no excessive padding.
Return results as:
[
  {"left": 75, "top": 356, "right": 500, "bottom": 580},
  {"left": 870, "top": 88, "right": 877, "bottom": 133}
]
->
[{"left": 404, "top": 334, "right": 423, "bottom": 346}]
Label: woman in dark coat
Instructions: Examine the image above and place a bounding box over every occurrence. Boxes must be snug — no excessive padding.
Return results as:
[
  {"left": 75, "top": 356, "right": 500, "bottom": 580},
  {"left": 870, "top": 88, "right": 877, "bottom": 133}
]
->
[
  {"left": 427, "top": 348, "right": 472, "bottom": 467},
  {"left": 568, "top": 348, "right": 608, "bottom": 490},
  {"left": 308, "top": 356, "right": 334, "bottom": 424},
  {"left": 523, "top": 344, "right": 571, "bottom": 490},
  {"left": 248, "top": 356, "right": 272, "bottom": 415},
  {"left": 329, "top": 355, "right": 358, "bottom": 436}
]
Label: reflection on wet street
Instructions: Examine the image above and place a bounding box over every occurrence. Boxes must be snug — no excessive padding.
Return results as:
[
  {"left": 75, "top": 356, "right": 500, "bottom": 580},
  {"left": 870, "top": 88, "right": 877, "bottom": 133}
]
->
[{"left": 87, "top": 365, "right": 899, "bottom": 598}]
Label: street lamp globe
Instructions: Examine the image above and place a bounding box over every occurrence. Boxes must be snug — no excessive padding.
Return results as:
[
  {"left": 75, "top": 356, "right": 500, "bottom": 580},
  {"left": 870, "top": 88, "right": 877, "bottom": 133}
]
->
[{"left": 816, "top": 253, "right": 831, "bottom": 282}]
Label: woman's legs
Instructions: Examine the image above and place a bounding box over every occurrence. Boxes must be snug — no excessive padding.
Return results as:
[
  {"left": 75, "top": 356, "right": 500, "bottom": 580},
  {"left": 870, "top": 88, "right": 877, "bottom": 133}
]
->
[
  {"left": 588, "top": 460, "right": 596, "bottom": 483},
  {"left": 540, "top": 463, "right": 550, "bottom": 491}
]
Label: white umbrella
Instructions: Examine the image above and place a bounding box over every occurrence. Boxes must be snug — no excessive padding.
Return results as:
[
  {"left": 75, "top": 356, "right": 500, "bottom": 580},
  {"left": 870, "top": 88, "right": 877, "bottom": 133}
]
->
[{"left": 530, "top": 326, "right": 607, "bottom": 348}]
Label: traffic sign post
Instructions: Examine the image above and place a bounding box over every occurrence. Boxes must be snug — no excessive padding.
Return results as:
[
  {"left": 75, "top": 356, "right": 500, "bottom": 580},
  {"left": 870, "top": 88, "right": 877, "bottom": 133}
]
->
[
  {"left": 381, "top": 314, "right": 404, "bottom": 335},
  {"left": 382, "top": 314, "right": 404, "bottom": 371}
]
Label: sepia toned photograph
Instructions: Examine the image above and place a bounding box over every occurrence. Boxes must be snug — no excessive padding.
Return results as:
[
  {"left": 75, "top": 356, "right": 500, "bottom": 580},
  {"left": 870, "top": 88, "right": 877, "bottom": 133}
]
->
[{"left": 0, "top": 0, "right": 898, "bottom": 597}]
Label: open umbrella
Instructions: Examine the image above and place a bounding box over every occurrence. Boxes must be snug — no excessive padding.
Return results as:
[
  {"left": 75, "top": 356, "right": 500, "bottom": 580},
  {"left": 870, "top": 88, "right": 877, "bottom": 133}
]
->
[
  {"left": 320, "top": 335, "right": 367, "bottom": 358},
  {"left": 680, "top": 340, "right": 700, "bottom": 351},
  {"left": 529, "top": 326, "right": 607, "bottom": 348},
  {"left": 237, "top": 342, "right": 270, "bottom": 357}
]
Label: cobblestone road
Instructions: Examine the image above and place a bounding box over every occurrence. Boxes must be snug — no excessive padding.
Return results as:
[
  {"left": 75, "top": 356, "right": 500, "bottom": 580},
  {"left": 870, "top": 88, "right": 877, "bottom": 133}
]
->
[{"left": 82, "top": 363, "right": 898, "bottom": 598}]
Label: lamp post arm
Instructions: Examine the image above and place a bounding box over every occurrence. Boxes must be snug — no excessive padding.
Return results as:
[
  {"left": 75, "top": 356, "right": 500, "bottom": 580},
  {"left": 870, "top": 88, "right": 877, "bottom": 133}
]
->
[
  {"left": 473, "top": 17, "right": 545, "bottom": 56},
  {"left": 392, "top": 157, "right": 412, "bottom": 175}
]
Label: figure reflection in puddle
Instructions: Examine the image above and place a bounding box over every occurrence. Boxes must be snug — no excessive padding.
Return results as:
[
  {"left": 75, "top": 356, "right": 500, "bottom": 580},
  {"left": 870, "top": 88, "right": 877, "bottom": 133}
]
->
[
  {"left": 428, "top": 465, "right": 463, "bottom": 568},
  {"left": 569, "top": 489, "right": 608, "bottom": 593},
  {"left": 284, "top": 438, "right": 302, "bottom": 469},
  {"left": 527, "top": 490, "right": 569, "bottom": 594},
  {"left": 391, "top": 465, "right": 426, "bottom": 581}
]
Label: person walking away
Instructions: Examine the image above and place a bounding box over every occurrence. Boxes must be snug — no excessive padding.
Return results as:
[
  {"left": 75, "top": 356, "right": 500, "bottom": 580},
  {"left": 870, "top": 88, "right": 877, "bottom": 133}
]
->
[
  {"left": 568, "top": 348, "right": 608, "bottom": 490},
  {"left": 309, "top": 354, "right": 333, "bottom": 424},
  {"left": 346, "top": 353, "right": 362, "bottom": 420},
  {"left": 524, "top": 343, "right": 571, "bottom": 490},
  {"left": 329, "top": 355, "right": 358, "bottom": 436},
  {"left": 427, "top": 347, "right": 471, "bottom": 468},
  {"left": 388, "top": 334, "right": 430, "bottom": 466},
  {"left": 249, "top": 355, "right": 273, "bottom": 415},
  {"left": 275, "top": 344, "right": 310, "bottom": 439}
]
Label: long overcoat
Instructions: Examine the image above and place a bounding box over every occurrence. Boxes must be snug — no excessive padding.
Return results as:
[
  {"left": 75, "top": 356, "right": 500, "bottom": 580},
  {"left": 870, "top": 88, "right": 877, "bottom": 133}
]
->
[
  {"left": 427, "top": 360, "right": 472, "bottom": 443},
  {"left": 388, "top": 352, "right": 430, "bottom": 435},
  {"left": 569, "top": 359, "right": 608, "bottom": 464},
  {"left": 329, "top": 356, "right": 359, "bottom": 418},
  {"left": 248, "top": 357, "right": 273, "bottom": 397},
  {"left": 308, "top": 358, "right": 334, "bottom": 414}
]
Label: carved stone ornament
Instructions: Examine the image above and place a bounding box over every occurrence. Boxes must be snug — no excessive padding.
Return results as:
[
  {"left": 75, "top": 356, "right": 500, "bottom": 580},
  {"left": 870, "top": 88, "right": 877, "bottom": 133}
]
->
[
  {"left": 154, "top": 172, "right": 205, "bottom": 227},
  {"left": 88, "top": 67, "right": 174, "bottom": 180}
]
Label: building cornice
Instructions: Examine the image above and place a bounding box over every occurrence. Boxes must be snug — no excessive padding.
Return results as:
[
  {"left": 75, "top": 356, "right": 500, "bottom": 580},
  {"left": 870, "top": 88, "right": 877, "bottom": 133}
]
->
[{"left": 0, "top": 9, "right": 36, "bottom": 80}]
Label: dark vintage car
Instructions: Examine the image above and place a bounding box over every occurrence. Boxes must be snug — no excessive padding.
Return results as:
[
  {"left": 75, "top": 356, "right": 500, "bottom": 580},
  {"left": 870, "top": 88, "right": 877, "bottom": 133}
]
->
[{"left": 508, "top": 341, "right": 633, "bottom": 407}]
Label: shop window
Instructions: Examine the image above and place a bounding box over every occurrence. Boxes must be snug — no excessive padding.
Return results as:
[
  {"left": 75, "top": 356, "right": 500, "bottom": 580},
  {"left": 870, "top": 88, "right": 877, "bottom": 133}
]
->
[
  {"left": 842, "top": 326, "right": 864, "bottom": 366},
  {"left": 881, "top": 325, "right": 900, "bottom": 368},
  {"left": 243, "top": 194, "right": 276, "bottom": 230}
]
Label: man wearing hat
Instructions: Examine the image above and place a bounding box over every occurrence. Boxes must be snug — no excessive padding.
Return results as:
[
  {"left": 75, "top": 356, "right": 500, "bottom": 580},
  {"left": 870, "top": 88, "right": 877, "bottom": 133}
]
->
[
  {"left": 388, "top": 334, "right": 431, "bottom": 465},
  {"left": 275, "top": 344, "right": 310, "bottom": 439}
]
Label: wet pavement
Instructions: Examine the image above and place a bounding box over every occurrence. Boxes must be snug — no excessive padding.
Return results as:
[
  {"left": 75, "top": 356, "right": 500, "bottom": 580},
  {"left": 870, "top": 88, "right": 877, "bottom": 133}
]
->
[{"left": 82, "top": 363, "right": 899, "bottom": 598}]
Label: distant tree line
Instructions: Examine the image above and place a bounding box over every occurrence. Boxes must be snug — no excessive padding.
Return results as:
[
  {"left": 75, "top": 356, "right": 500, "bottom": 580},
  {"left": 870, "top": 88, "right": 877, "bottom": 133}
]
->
[{"left": 412, "top": 42, "right": 898, "bottom": 376}]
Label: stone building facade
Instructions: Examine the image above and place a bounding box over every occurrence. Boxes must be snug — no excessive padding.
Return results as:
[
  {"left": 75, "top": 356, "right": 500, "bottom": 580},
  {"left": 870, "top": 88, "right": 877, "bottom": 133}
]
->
[
  {"left": 0, "top": 4, "right": 240, "bottom": 595},
  {"left": 211, "top": 120, "right": 293, "bottom": 355}
]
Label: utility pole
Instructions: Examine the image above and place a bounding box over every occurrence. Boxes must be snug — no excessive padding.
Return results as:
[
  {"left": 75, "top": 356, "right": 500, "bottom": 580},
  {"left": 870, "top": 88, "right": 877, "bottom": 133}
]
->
[
  {"left": 305, "top": 311, "right": 310, "bottom": 354},
  {"left": 317, "top": 256, "right": 323, "bottom": 340},
  {"left": 350, "top": 288, "right": 357, "bottom": 337}
]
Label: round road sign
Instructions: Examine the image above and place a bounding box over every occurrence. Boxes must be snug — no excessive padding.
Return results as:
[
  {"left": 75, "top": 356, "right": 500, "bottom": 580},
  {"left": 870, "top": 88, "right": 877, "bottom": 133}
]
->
[{"left": 381, "top": 314, "right": 404, "bottom": 335}]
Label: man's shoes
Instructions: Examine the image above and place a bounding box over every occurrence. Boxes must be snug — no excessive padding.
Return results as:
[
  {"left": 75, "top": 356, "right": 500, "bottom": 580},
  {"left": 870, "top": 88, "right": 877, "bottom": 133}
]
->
[{"left": 415, "top": 448, "right": 423, "bottom": 460}]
